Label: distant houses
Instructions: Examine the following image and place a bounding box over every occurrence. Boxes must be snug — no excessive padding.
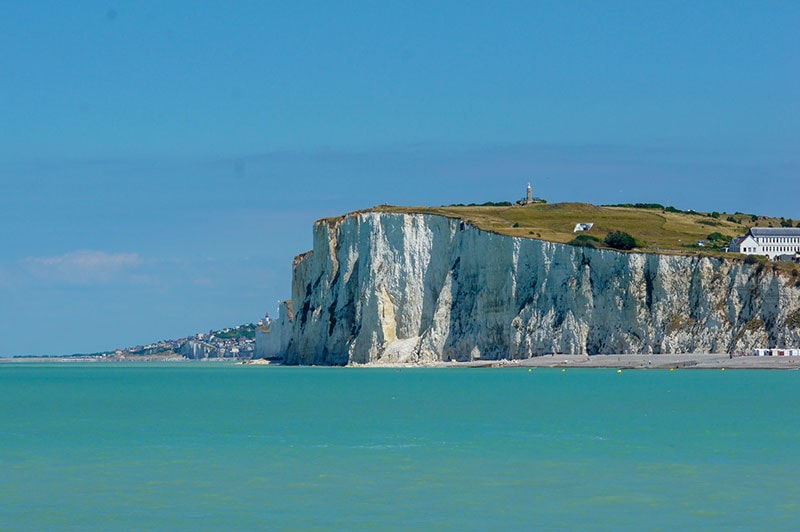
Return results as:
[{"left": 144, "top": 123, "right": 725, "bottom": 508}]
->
[{"left": 729, "top": 227, "right": 800, "bottom": 261}]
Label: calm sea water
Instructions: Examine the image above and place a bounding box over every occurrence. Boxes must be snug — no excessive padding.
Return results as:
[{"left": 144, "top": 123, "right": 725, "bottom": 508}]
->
[{"left": 1, "top": 363, "right": 798, "bottom": 531}]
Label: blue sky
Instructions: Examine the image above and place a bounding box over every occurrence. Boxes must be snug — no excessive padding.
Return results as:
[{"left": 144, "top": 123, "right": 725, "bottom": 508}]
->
[{"left": 1, "top": 1, "right": 798, "bottom": 356}]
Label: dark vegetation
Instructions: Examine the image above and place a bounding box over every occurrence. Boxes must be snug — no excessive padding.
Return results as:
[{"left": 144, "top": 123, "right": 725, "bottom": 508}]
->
[
  {"left": 449, "top": 201, "right": 513, "bottom": 207},
  {"left": 568, "top": 234, "right": 603, "bottom": 248},
  {"left": 604, "top": 231, "right": 637, "bottom": 250},
  {"left": 706, "top": 232, "right": 733, "bottom": 250},
  {"left": 213, "top": 323, "right": 257, "bottom": 340}
]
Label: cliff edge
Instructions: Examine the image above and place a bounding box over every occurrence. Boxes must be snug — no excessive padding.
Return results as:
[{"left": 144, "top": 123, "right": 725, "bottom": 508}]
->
[{"left": 260, "top": 211, "right": 800, "bottom": 365}]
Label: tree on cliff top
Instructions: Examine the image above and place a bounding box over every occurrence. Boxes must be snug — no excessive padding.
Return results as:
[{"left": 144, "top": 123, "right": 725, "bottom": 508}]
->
[{"left": 604, "top": 231, "right": 637, "bottom": 250}]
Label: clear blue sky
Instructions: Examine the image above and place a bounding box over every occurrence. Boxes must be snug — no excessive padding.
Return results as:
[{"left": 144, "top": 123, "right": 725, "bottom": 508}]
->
[{"left": 1, "top": 1, "right": 798, "bottom": 356}]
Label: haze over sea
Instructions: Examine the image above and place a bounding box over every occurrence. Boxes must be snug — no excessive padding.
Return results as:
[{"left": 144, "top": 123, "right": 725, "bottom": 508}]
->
[{"left": 2, "top": 363, "right": 798, "bottom": 530}]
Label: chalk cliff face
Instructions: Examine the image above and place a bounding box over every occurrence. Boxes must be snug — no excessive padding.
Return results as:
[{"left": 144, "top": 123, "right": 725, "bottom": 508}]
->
[
  {"left": 262, "top": 212, "right": 800, "bottom": 365},
  {"left": 255, "top": 300, "right": 293, "bottom": 359}
]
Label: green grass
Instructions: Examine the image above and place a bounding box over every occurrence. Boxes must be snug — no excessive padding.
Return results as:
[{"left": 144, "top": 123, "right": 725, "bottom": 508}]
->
[
  {"left": 213, "top": 323, "right": 256, "bottom": 340},
  {"left": 364, "top": 202, "right": 797, "bottom": 272}
]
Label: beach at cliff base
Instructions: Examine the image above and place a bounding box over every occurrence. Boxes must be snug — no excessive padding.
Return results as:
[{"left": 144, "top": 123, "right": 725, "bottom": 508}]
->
[
  {"left": 438, "top": 353, "right": 800, "bottom": 369},
  {"left": 349, "top": 353, "right": 800, "bottom": 369}
]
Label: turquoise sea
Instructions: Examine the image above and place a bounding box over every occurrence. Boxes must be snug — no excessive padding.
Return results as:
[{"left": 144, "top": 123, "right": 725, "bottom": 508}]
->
[{"left": 2, "top": 363, "right": 799, "bottom": 531}]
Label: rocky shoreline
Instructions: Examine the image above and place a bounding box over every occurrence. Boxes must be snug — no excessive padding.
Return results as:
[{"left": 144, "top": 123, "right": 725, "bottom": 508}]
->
[
  {"left": 6, "top": 353, "right": 798, "bottom": 369},
  {"left": 353, "top": 353, "right": 800, "bottom": 370}
]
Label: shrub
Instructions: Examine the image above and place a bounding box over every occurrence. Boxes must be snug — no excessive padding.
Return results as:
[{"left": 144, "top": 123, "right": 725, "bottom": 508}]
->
[
  {"left": 706, "top": 232, "right": 733, "bottom": 249},
  {"left": 745, "top": 318, "right": 765, "bottom": 331},
  {"left": 619, "top": 203, "right": 665, "bottom": 210},
  {"left": 744, "top": 255, "right": 759, "bottom": 265},
  {"left": 604, "top": 231, "right": 637, "bottom": 250},
  {"left": 569, "top": 234, "right": 602, "bottom": 248},
  {"left": 466, "top": 201, "right": 514, "bottom": 207},
  {"left": 512, "top": 222, "right": 520, "bottom": 228},
  {"left": 711, "top": 211, "right": 720, "bottom": 219}
]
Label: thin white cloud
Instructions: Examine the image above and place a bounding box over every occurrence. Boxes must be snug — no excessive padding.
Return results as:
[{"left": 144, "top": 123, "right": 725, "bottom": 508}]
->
[{"left": 27, "top": 250, "right": 143, "bottom": 284}]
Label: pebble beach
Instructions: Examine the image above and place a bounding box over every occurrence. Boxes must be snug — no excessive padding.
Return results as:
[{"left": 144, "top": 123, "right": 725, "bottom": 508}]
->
[{"left": 451, "top": 353, "right": 800, "bottom": 370}]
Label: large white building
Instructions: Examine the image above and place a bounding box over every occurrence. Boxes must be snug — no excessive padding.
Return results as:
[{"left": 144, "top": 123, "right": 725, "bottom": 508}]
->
[{"left": 729, "top": 227, "right": 800, "bottom": 260}]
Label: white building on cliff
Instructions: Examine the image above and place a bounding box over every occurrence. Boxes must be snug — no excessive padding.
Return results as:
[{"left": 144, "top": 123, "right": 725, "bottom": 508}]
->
[{"left": 729, "top": 227, "right": 800, "bottom": 260}]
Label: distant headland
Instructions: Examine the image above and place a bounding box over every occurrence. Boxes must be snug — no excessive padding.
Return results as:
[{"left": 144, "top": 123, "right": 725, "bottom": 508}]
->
[
  {"left": 257, "top": 196, "right": 800, "bottom": 365},
  {"left": 6, "top": 323, "right": 258, "bottom": 362}
]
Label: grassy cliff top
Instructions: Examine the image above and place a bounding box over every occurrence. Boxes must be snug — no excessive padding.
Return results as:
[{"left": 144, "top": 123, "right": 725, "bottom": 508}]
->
[{"left": 369, "top": 202, "right": 797, "bottom": 267}]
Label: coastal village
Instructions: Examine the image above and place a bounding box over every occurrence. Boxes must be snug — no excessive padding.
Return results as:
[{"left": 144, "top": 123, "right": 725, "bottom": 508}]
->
[{"left": 108, "top": 324, "right": 257, "bottom": 360}]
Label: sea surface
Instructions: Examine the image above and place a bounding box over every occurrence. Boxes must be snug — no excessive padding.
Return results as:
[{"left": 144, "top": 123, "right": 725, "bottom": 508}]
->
[{"left": 1, "top": 363, "right": 799, "bottom": 531}]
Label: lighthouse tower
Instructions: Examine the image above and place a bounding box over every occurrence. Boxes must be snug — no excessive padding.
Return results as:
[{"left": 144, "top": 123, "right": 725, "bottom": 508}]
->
[{"left": 526, "top": 183, "right": 533, "bottom": 204}]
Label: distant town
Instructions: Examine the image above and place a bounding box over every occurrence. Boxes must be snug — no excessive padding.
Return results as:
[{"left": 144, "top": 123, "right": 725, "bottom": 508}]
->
[
  {"left": 11, "top": 323, "right": 259, "bottom": 361},
  {"left": 110, "top": 323, "right": 258, "bottom": 360}
]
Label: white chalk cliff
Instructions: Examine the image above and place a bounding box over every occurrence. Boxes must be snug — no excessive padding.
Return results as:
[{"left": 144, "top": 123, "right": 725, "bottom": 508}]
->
[{"left": 259, "top": 212, "right": 800, "bottom": 365}]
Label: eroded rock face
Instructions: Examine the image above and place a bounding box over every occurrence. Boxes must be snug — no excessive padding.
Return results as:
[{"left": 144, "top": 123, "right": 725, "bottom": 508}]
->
[
  {"left": 255, "top": 300, "right": 293, "bottom": 360},
  {"left": 261, "top": 212, "right": 800, "bottom": 365}
]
